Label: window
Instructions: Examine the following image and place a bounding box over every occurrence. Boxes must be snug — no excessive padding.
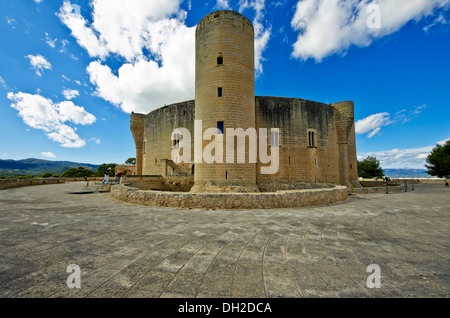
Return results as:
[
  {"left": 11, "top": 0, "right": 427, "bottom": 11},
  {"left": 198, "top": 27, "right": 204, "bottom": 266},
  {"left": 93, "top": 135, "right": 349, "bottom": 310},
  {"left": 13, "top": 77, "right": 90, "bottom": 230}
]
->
[
  {"left": 308, "top": 130, "right": 316, "bottom": 148},
  {"left": 218, "top": 87, "right": 223, "bottom": 98},
  {"left": 217, "top": 121, "right": 224, "bottom": 135},
  {"left": 217, "top": 56, "right": 223, "bottom": 65},
  {"left": 143, "top": 140, "right": 146, "bottom": 154},
  {"left": 270, "top": 130, "right": 279, "bottom": 147},
  {"left": 172, "top": 133, "right": 180, "bottom": 149}
]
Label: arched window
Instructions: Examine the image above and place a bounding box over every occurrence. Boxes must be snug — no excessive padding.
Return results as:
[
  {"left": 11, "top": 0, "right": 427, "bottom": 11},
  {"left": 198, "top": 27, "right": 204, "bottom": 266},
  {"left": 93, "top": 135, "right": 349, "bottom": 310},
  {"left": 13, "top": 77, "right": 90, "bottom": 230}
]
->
[{"left": 307, "top": 130, "right": 316, "bottom": 148}]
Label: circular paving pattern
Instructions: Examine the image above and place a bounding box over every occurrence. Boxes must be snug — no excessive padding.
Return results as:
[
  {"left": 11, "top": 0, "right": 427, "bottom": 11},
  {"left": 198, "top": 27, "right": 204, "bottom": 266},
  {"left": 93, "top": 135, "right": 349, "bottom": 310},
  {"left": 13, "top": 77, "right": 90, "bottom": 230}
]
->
[{"left": 0, "top": 182, "right": 448, "bottom": 298}]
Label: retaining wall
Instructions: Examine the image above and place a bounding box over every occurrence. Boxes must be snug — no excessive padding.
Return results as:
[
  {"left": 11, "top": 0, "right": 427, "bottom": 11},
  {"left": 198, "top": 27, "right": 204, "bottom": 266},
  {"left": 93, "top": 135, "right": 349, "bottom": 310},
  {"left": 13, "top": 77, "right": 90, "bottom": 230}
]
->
[
  {"left": 351, "top": 185, "right": 405, "bottom": 194},
  {"left": 110, "top": 184, "right": 349, "bottom": 209},
  {"left": 0, "top": 178, "right": 65, "bottom": 190}
]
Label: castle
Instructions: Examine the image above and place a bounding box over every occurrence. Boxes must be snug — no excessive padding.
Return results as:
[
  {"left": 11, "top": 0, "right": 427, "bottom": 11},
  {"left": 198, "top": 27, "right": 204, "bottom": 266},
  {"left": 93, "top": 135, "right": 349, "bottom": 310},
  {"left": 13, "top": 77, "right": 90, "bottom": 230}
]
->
[{"left": 129, "top": 10, "right": 361, "bottom": 193}]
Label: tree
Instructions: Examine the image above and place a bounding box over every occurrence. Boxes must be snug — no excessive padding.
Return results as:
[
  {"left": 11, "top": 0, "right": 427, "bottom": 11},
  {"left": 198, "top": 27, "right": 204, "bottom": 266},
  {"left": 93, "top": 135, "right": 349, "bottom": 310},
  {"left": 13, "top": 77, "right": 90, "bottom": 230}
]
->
[
  {"left": 357, "top": 156, "right": 384, "bottom": 179},
  {"left": 125, "top": 158, "right": 136, "bottom": 165},
  {"left": 426, "top": 140, "right": 450, "bottom": 178},
  {"left": 95, "top": 163, "right": 117, "bottom": 177},
  {"left": 39, "top": 172, "right": 54, "bottom": 178},
  {"left": 61, "top": 167, "right": 95, "bottom": 178}
]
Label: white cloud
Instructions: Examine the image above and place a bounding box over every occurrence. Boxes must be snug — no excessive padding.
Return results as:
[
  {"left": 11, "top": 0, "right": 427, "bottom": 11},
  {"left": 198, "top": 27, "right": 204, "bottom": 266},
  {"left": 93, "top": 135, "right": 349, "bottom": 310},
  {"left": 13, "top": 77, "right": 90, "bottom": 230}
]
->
[
  {"left": 89, "top": 137, "right": 101, "bottom": 144},
  {"left": 239, "top": 0, "right": 271, "bottom": 75},
  {"left": 58, "top": 0, "right": 195, "bottom": 114},
  {"left": 0, "top": 76, "right": 6, "bottom": 88},
  {"left": 291, "top": 0, "right": 450, "bottom": 62},
  {"left": 215, "top": 0, "right": 230, "bottom": 9},
  {"left": 35, "top": 0, "right": 43, "bottom": 3},
  {"left": 355, "top": 112, "right": 392, "bottom": 138},
  {"left": 423, "top": 12, "right": 449, "bottom": 31},
  {"left": 394, "top": 105, "right": 427, "bottom": 123},
  {"left": 6, "top": 17, "right": 17, "bottom": 29},
  {"left": 41, "top": 152, "right": 56, "bottom": 158},
  {"left": 359, "top": 138, "right": 450, "bottom": 169},
  {"left": 356, "top": 105, "right": 427, "bottom": 138},
  {"left": 7, "top": 92, "right": 96, "bottom": 148},
  {"left": 58, "top": 0, "right": 272, "bottom": 113},
  {"left": 45, "top": 33, "right": 57, "bottom": 48},
  {"left": 25, "top": 54, "right": 52, "bottom": 77},
  {"left": 62, "top": 89, "right": 80, "bottom": 100},
  {"left": 58, "top": 0, "right": 183, "bottom": 62}
]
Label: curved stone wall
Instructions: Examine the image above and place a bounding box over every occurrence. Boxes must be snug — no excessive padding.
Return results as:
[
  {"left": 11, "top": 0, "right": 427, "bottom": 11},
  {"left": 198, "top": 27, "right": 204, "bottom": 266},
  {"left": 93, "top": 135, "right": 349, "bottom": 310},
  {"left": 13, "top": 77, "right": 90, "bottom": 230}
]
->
[{"left": 110, "top": 184, "right": 349, "bottom": 209}]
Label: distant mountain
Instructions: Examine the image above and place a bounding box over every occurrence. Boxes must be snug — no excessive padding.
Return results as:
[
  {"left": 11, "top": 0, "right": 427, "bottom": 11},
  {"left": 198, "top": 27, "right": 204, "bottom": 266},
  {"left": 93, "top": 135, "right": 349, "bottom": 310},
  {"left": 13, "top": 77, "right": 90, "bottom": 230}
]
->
[
  {"left": 383, "top": 169, "right": 430, "bottom": 179},
  {"left": 0, "top": 158, "right": 100, "bottom": 176}
]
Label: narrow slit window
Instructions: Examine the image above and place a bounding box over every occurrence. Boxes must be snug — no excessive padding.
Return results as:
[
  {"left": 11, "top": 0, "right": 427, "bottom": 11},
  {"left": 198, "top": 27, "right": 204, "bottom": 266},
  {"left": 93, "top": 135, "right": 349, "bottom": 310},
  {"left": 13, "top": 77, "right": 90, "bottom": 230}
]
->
[
  {"left": 217, "top": 56, "right": 223, "bottom": 65},
  {"left": 172, "top": 133, "right": 180, "bottom": 149},
  {"left": 217, "top": 121, "right": 224, "bottom": 135},
  {"left": 218, "top": 87, "right": 223, "bottom": 98},
  {"left": 308, "top": 130, "right": 316, "bottom": 147}
]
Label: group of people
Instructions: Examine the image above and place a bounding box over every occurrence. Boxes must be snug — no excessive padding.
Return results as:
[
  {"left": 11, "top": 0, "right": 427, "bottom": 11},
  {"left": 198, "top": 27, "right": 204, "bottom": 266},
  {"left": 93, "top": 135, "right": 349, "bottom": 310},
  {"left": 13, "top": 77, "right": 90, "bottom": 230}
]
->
[{"left": 102, "top": 167, "right": 124, "bottom": 184}]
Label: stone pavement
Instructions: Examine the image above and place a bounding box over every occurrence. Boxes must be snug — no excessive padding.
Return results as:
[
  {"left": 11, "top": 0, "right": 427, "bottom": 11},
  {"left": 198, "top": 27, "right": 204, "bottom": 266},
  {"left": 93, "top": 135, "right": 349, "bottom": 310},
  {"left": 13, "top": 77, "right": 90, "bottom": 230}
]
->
[{"left": 0, "top": 182, "right": 448, "bottom": 298}]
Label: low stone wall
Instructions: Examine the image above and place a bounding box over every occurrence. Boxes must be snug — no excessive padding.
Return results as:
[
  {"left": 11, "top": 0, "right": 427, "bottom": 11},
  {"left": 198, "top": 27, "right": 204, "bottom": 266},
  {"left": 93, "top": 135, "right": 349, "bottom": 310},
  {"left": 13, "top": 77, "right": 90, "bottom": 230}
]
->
[
  {"left": 110, "top": 184, "right": 349, "bottom": 209},
  {"left": 351, "top": 185, "right": 405, "bottom": 194},
  {"left": 391, "top": 178, "right": 448, "bottom": 185},
  {"left": 121, "top": 175, "right": 194, "bottom": 192},
  {"left": 0, "top": 178, "right": 65, "bottom": 190},
  {"left": 0, "top": 177, "right": 111, "bottom": 190}
]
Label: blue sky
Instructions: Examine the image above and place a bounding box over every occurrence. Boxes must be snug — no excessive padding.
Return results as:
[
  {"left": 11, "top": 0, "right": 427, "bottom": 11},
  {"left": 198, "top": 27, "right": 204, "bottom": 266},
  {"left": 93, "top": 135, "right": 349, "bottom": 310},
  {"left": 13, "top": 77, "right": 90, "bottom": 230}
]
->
[{"left": 1, "top": 0, "right": 449, "bottom": 169}]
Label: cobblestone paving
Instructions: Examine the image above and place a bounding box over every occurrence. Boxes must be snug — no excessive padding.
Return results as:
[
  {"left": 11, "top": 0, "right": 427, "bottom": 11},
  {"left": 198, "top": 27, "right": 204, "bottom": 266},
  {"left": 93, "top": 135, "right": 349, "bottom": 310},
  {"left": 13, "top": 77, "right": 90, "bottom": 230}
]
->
[{"left": 0, "top": 182, "right": 448, "bottom": 298}]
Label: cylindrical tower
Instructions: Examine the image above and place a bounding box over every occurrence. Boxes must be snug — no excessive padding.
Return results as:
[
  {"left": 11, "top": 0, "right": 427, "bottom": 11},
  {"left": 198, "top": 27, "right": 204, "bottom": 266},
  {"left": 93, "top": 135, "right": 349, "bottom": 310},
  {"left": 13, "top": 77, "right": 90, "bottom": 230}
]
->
[
  {"left": 191, "top": 10, "right": 258, "bottom": 193},
  {"left": 130, "top": 112, "right": 146, "bottom": 175},
  {"left": 331, "top": 101, "right": 355, "bottom": 187}
]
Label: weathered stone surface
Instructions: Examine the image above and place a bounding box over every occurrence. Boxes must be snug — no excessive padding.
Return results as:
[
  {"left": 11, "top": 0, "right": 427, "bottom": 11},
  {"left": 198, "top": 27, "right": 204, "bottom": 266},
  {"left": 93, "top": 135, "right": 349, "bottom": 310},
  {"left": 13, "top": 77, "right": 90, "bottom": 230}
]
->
[
  {"left": 110, "top": 184, "right": 349, "bottom": 209},
  {"left": 0, "top": 182, "right": 449, "bottom": 298}
]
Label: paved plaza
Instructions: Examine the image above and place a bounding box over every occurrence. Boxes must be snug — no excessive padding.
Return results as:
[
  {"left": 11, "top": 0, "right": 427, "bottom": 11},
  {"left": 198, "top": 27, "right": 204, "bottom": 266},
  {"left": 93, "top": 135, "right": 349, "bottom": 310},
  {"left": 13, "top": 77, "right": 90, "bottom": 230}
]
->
[{"left": 0, "top": 182, "right": 448, "bottom": 298}]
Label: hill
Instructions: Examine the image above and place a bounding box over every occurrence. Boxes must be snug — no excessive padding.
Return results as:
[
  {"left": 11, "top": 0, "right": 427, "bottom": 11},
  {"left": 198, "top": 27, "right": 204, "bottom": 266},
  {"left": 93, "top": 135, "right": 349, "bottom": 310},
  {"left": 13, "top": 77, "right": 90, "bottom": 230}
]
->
[
  {"left": 0, "top": 158, "right": 99, "bottom": 177},
  {"left": 383, "top": 169, "right": 430, "bottom": 179}
]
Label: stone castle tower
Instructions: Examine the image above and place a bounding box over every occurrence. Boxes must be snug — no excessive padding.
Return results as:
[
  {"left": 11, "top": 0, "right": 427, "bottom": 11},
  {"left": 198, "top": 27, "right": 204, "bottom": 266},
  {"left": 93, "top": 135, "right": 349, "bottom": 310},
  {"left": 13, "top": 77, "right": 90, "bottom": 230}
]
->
[
  {"left": 129, "top": 10, "right": 362, "bottom": 193},
  {"left": 191, "top": 10, "right": 258, "bottom": 193}
]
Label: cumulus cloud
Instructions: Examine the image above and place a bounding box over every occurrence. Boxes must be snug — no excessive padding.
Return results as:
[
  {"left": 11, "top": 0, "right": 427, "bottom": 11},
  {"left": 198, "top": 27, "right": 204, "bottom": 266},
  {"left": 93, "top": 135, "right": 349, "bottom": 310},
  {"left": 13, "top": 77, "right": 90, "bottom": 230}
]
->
[
  {"left": 62, "top": 89, "right": 79, "bottom": 100},
  {"left": 359, "top": 138, "right": 450, "bottom": 169},
  {"left": 58, "top": 0, "right": 195, "bottom": 113},
  {"left": 58, "top": 0, "right": 183, "bottom": 62},
  {"left": 41, "top": 152, "right": 56, "bottom": 158},
  {"left": 58, "top": 0, "right": 272, "bottom": 113},
  {"left": 291, "top": 0, "right": 450, "bottom": 62},
  {"left": 26, "top": 54, "right": 52, "bottom": 77},
  {"left": 356, "top": 112, "right": 392, "bottom": 138},
  {"left": 7, "top": 92, "right": 96, "bottom": 148}
]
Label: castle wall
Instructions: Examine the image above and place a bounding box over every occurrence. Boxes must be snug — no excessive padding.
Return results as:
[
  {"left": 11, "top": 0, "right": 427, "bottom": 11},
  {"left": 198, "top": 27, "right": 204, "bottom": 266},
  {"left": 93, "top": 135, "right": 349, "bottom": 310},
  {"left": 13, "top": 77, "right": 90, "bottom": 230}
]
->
[
  {"left": 136, "top": 95, "right": 359, "bottom": 191},
  {"left": 141, "top": 100, "right": 195, "bottom": 176},
  {"left": 255, "top": 96, "right": 341, "bottom": 189}
]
